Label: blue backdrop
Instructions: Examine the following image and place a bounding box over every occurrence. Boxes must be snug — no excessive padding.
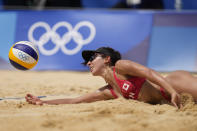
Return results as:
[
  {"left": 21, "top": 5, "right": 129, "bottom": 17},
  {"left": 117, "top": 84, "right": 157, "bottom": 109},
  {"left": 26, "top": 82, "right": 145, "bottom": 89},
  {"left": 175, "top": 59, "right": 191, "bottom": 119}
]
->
[{"left": 148, "top": 12, "right": 197, "bottom": 72}]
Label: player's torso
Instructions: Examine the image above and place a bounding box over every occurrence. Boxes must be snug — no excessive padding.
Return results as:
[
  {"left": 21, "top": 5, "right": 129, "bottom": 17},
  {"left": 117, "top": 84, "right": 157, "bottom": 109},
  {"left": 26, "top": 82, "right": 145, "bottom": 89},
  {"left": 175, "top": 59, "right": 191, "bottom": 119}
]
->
[{"left": 110, "top": 72, "right": 145, "bottom": 99}]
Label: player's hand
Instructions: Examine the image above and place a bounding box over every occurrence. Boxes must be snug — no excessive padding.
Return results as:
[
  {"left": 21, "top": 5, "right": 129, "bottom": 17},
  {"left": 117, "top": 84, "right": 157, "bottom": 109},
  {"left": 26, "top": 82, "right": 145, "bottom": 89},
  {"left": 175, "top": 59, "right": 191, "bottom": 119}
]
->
[
  {"left": 25, "top": 94, "right": 43, "bottom": 105},
  {"left": 171, "top": 92, "right": 182, "bottom": 109}
]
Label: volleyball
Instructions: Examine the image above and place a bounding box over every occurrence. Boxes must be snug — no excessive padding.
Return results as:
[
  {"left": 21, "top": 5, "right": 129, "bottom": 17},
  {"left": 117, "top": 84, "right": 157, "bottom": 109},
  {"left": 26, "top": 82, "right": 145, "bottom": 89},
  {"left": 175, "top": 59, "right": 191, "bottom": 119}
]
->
[{"left": 8, "top": 41, "right": 39, "bottom": 70}]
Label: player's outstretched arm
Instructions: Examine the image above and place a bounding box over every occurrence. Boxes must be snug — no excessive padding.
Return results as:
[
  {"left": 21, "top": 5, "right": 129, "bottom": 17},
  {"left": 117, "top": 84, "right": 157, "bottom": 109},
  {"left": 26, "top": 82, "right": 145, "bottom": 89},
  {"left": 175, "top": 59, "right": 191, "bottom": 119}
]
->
[{"left": 25, "top": 85, "right": 115, "bottom": 105}]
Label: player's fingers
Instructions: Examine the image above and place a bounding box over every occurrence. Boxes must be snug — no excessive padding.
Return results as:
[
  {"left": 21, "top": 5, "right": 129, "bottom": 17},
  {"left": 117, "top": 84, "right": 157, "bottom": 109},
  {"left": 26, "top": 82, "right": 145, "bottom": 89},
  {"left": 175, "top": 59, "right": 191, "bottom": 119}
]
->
[
  {"left": 180, "top": 103, "right": 183, "bottom": 108},
  {"left": 25, "top": 96, "right": 32, "bottom": 102},
  {"left": 26, "top": 94, "right": 33, "bottom": 98},
  {"left": 27, "top": 99, "right": 33, "bottom": 104},
  {"left": 25, "top": 96, "right": 29, "bottom": 101},
  {"left": 31, "top": 99, "right": 37, "bottom": 104},
  {"left": 25, "top": 95, "right": 36, "bottom": 104},
  {"left": 172, "top": 102, "right": 177, "bottom": 108},
  {"left": 172, "top": 100, "right": 178, "bottom": 109}
]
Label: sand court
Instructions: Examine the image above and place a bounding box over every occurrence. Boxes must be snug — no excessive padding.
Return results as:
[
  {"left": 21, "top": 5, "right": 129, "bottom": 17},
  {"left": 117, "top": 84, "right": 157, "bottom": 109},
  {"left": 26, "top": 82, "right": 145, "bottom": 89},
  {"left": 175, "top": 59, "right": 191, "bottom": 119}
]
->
[{"left": 0, "top": 70, "right": 197, "bottom": 131}]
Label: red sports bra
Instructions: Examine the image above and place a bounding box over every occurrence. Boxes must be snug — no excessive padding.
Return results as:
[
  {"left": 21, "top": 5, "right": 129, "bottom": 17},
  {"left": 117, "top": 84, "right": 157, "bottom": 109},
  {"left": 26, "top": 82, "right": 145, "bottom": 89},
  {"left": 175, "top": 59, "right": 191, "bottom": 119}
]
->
[
  {"left": 109, "top": 68, "right": 171, "bottom": 102},
  {"left": 110, "top": 67, "right": 146, "bottom": 100}
]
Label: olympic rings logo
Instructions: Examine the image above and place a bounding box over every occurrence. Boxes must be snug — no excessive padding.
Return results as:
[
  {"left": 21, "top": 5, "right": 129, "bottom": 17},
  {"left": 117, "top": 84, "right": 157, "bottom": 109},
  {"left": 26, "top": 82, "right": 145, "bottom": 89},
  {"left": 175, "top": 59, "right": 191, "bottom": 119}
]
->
[
  {"left": 28, "top": 21, "right": 96, "bottom": 55},
  {"left": 18, "top": 52, "right": 29, "bottom": 62}
]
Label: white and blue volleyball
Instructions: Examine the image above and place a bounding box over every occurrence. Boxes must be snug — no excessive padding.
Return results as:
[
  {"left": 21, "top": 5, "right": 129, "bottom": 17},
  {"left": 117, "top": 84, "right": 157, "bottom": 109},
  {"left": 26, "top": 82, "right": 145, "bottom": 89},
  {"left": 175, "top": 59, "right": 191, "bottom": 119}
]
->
[{"left": 8, "top": 41, "right": 39, "bottom": 70}]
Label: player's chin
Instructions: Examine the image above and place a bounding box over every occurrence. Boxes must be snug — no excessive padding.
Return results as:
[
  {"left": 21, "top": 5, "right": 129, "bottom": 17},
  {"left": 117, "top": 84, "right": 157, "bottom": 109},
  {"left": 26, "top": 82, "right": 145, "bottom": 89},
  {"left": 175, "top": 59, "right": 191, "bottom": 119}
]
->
[
  {"left": 91, "top": 70, "right": 98, "bottom": 76},
  {"left": 91, "top": 71, "right": 96, "bottom": 76}
]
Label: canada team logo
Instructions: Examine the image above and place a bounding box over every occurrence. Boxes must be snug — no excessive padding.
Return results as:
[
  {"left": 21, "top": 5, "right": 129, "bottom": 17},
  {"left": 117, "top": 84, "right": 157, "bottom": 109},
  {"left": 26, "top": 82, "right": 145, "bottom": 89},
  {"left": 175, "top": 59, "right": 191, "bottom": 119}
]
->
[{"left": 28, "top": 21, "right": 96, "bottom": 55}]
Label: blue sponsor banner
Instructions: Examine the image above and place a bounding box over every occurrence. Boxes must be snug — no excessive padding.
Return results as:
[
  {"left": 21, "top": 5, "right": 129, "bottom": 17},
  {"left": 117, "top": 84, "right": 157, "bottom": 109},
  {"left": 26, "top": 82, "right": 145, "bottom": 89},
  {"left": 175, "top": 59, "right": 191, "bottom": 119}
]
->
[{"left": 14, "top": 10, "right": 152, "bottom": 70}]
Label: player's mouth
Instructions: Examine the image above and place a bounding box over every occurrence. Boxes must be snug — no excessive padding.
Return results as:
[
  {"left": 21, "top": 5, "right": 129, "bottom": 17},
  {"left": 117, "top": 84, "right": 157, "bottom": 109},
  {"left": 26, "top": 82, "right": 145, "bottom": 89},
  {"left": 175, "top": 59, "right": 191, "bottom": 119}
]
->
[{"left": 90, "top": 67, "right": 93, "bottom": 72}]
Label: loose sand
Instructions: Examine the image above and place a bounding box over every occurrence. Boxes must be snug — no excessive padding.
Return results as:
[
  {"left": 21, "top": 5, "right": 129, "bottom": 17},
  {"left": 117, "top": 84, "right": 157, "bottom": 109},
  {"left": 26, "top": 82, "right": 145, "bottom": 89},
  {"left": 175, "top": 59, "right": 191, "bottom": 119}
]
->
[{"left": 0, "top": 70, "right": 197, "bottom": 131}]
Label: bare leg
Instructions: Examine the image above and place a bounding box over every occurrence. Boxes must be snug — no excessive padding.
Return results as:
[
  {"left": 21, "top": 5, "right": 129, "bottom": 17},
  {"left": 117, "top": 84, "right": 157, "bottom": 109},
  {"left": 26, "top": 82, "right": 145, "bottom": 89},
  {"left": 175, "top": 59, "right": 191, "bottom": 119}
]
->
[{"left": 165, "top": 70, "right": 197, "bottom": 100}]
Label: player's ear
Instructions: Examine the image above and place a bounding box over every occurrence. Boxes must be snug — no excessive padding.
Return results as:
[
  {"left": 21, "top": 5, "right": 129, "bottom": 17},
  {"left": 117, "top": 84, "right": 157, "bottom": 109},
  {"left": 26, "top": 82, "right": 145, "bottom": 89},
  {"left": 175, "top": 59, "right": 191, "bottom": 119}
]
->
[{"left": 104, "top": 56, "right": 111, "bottom": 64}]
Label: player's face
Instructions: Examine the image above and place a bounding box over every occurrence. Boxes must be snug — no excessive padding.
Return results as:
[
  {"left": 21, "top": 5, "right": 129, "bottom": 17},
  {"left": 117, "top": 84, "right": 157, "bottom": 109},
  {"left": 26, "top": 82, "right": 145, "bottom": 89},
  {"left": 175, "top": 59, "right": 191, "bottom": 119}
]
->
[{"left": 87, "top": 53, "right": 106, "bottom": 76}]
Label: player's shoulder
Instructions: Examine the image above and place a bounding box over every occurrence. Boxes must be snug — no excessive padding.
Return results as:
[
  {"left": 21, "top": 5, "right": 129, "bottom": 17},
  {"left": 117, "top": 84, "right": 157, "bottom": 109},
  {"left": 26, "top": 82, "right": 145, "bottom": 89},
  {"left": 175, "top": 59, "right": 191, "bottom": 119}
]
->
[
  {"left": 115, "top": 59, "right": 130, "bottom": 65},
  {"left": 115, "top": 59, "right": 135, "bottom": 69},
  {"left": 114, "top": 60, "right": 133, "bottom": 74}
]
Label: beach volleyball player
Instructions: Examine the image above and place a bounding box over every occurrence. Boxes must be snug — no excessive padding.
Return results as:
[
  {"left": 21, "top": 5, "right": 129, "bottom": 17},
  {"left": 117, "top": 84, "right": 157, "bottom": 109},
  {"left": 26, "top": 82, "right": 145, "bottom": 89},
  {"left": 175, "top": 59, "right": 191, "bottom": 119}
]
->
[{"left": 26, "top": 47, "right": 197, "bottom": 108}]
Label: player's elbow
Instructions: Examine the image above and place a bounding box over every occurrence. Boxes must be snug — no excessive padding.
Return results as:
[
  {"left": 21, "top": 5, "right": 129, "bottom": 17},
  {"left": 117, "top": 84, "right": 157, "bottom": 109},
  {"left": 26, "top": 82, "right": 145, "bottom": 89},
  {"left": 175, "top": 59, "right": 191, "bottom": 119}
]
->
[{"left": 146, "top": 68, "right": 160, "bottom": 82}]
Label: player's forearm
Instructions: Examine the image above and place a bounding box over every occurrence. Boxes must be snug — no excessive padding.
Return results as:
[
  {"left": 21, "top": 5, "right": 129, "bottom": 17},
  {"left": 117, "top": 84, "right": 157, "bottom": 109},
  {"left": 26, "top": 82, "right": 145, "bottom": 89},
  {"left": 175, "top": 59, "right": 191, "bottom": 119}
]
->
[
  {"left": 150, "top": 70, "right": 176, "bottom": 94},
  {"left": 42, "top": 98, "right": 78, "bottom": 105}
]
